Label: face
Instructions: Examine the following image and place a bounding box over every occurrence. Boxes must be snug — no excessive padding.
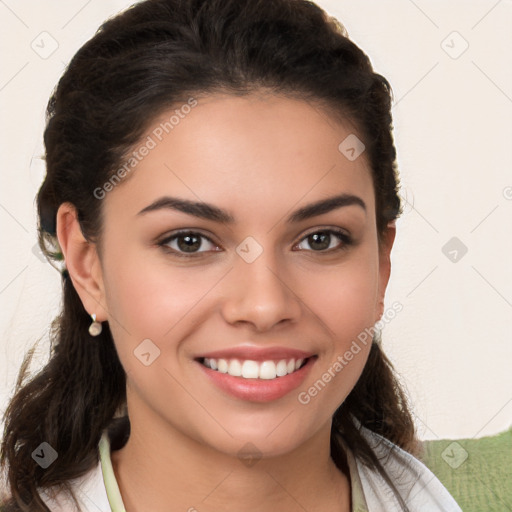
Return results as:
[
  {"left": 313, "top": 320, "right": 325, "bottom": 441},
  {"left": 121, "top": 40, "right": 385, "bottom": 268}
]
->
[{"left": 76, "top": 93, "right": 393, "bottom": 458}]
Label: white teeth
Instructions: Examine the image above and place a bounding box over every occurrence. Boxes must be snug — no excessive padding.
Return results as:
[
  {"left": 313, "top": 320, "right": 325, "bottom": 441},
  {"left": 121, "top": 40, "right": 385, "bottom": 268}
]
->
[
  {"left": 201, "top": 357, "right": 308, "bottom": 379},
  {"left": 259, "top": 361, "right": 277, "bottom": 380},
  {"left": 276, "top": 360, "right": 288, "bottom": 377},
  {"left": 217, "top": 359, "right": 228, "bottom": 373},
  {"left": 241, "top": 360, "right": 259, "bottom": 378},
  {"left": 228, "top": 359, "right": 242, "bottom": 376}
]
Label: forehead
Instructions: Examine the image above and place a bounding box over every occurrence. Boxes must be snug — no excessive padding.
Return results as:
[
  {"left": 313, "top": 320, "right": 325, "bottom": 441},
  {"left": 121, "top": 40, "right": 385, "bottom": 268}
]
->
[{"left": 102, "top": 93, "right": 375, "bottom": 222}]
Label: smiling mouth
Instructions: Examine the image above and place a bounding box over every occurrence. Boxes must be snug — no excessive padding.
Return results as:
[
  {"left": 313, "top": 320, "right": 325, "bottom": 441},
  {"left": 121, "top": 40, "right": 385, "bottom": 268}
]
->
[{"left": 198, "top": 357, "right": 311, "bottom": 380}]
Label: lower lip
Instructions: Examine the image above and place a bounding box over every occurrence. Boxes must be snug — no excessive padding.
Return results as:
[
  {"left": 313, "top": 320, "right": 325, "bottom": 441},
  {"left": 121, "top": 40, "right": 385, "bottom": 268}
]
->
[{"left": 196, "top": 357, "right": 316, "bottom": 403}]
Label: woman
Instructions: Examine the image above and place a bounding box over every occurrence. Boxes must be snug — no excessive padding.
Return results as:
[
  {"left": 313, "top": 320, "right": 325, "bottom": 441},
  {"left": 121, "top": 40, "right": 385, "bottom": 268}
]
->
[{"left": 0, "top": 0, "right": 462, "bottom": 510}]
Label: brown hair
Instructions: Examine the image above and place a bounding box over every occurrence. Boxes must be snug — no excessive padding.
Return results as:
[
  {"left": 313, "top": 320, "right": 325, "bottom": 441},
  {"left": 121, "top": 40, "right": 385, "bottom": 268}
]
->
[{"left": 0, "top": 0, "right": 417, "bottom": 510}]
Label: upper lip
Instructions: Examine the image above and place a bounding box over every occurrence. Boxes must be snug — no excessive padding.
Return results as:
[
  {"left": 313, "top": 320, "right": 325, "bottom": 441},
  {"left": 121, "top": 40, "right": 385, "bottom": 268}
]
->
[{"left": 196, "top": 346, "right": 315, "bottom": 362}]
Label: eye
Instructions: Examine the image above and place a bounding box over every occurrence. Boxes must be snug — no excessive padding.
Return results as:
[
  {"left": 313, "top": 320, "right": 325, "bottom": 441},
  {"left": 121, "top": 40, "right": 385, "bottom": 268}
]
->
[
  {"left": 159, "top": 231, "right": 220, "bottom": 256},
  {"left": 294, "top": 229, "right": 352, "bottom": 252}
]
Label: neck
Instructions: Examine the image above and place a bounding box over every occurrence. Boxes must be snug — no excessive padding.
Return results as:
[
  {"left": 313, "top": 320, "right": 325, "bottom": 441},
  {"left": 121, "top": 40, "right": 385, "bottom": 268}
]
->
[{"left": 110, "top": 411, "right": 351, "bottom": 512}]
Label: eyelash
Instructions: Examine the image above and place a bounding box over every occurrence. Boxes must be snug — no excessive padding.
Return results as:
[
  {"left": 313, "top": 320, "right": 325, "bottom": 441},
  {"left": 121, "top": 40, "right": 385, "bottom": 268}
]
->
[{"left": 157, "top": 228, "right": 353, "bottom": 258}]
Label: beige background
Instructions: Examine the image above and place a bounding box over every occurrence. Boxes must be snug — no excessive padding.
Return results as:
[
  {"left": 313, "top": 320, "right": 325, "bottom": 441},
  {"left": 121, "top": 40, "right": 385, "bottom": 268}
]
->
[{"left": 0, "top": 0, "right": 511, "bottom": 441}]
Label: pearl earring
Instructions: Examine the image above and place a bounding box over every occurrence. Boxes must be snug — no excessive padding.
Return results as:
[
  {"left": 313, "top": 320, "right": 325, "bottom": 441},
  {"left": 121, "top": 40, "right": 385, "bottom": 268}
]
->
[{"left": 88, "top": 313, "right": 102, "bottom": 336}]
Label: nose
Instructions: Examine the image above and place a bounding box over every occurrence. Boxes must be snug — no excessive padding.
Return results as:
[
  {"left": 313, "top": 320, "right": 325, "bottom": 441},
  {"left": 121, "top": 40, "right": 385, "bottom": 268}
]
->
[{"left": 220, "top": 249, "right": 302, "bottom": 332}]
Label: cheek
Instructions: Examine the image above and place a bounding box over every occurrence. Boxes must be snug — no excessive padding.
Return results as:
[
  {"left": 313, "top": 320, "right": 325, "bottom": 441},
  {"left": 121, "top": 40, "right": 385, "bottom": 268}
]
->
[
  {"left": 295, "top": 251, "right": 379, "bottom": 405},
  {"left": 101, "top": 249, "right": 223, "bottom": 355},
  {"left": 303, "top": 254, "right": 380, "bottom": 341}
]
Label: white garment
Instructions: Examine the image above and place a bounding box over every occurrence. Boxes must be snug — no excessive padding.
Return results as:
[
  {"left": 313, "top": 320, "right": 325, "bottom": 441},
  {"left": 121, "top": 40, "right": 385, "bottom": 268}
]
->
[
  {"left": 340, "top": 427, "right": 463, "bottom": 511},
  {"left": 37, "top": 425, "right": 462, "bottom": 512}
]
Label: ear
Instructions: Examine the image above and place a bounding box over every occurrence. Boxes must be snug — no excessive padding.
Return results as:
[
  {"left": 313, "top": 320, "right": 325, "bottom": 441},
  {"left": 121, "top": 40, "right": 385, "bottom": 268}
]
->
[
  {"left": 375, "top": 221, "right": 396, "bottom": 323},
  {"left": 56, "top": 202, "right": 108, "bottom": 321}
]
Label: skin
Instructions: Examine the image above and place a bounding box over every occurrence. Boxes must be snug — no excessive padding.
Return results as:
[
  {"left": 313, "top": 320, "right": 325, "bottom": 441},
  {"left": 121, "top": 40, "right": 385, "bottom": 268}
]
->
[{"left": 57, "top": 92, "right": 395, "bottom": 512}]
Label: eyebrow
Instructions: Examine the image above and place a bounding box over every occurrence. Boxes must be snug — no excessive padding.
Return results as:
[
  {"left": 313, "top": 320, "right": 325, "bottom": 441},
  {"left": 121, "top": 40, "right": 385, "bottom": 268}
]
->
[{"left": 137, "top": 193, "right": 366, "bottom": 223}]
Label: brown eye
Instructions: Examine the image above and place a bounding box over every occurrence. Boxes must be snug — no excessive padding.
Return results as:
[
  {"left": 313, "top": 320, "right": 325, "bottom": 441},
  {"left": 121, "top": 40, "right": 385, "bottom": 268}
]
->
[
  {"left": 307, "top": 232, "right": 331, "bottom": 251},
  {"left": 295, "top": 229, "right": 352, "bottom": 252},
  {"left": 160, "top": 231, "right": 219, "bottom": 256},
  {"left": 176, "top": 233, "right": 202, "bottom": 252}
]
